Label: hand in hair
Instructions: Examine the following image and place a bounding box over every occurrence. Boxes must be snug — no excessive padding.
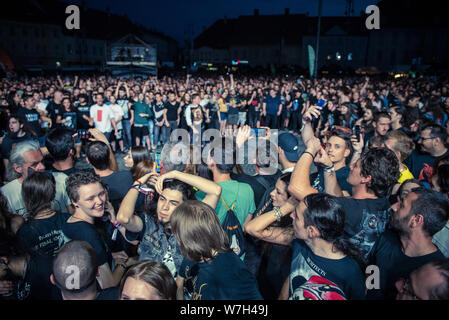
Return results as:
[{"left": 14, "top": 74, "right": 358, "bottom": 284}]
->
[
  {"left": 155, "top": 170, "right": 179, "bottom": 194},
  {"left": 88, "top": 128, "right": 109, "bottom": 145}
]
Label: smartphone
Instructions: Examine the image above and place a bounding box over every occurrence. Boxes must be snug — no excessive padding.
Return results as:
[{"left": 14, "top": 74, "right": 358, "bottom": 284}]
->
[
  {"left": 155, "top": 153, "right": 161, "bottom": 173},
  {"left": 312, "top": 99, "right": 326, "bottom": 119},
  {"left": 250, "top": 128, "right": 266, "bottom": 138},
  {"left": 354, "top": 125, "right": 361, "bottom": 142}
]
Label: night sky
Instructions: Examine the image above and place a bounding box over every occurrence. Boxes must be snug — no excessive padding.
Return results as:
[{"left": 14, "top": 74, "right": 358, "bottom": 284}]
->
[{"left": 61, "top": 0, "right": 380, "bottom": 45}]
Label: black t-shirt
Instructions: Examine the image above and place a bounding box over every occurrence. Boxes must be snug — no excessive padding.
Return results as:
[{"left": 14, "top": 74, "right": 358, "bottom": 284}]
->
[
  {"left": 367, "top": 229, "right": 445, "bottom": 300},
  {"left": 335, "top": 197, "right": 391, "bottom": 258},
  {"left": 407, "top": 149, "right": 449, "bottom": 183},
  {"left": 164, "top": 101, "right": 180, "bottom": 121},
  {"left": 47, "top": 101, "right": 62, "bottom": 128},
  {"left": 16, "top": 253, "right": 61, "bottom": 300},
  {"left": 290, "top": 239, "right": 366, "bottom": 300},
  {"left": 17, "top": 107, "right": 42, "bottom": 137},
  {"left": 96, "top": 286, "right": 120, "bottom": 300},
  {"left": 76, "top": 103, "right": 91, "bottom": 129},
  {"left": 17, "top": 212, "right": 71, "bottom": 257},
  {"left": 101, "top": 170, "right": 134, "bottom": 213},
  {"left": 1, "top": 132, "right": 36, "bottom": 160},
  {"left": 62, "top": 220, "right": 112, "bottom": 267},
  {"left": 60, "top": 110, "right": 77, "bottom": 131},
  {"left": 180, "top": 252, "right": 263, "bottom": 300}
]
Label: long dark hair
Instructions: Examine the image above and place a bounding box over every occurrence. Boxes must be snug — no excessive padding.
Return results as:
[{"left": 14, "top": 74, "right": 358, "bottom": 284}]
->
[
  {"left": 130, "top": 146, "right": 152, "bottom": 179},
  {"left": 303, "top": 193, "right": 366, "bottom": 270},
  {"left": 22, "top": 171, "right": 56, "bottom": 219},
  {"left": 0, "top": 192, "right": 15, "bottom": 236},
  {"left": 146, "top": 178, "right": 195, "bottom": 247}
]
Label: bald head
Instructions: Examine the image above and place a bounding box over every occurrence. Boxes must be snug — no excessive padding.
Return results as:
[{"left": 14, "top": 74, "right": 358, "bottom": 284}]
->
[{"left": 52, "top": 240, "right": 98, "bottom": 298}]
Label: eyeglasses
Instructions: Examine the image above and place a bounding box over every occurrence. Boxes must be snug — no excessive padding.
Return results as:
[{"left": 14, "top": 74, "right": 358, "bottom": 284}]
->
[
  {"left": 402, "top": 278, "right": 422, "bottom": 300},
  {"left": 418, "top": 136, "right": 436, "bottom": 141}
]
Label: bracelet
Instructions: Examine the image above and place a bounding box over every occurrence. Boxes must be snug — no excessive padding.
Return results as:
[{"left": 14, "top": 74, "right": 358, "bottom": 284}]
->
[
  {"left": 273, "top": 206, "right": 283, "bottom": 222},
  {"left": 324, "top": 165, "right": 335, "bottom": 173},
  {"left": 136, "top": 180, "right": 143, "bottom": 186},
  {"left": 303, "top": 151, "right": 315, "bottom": 159}
]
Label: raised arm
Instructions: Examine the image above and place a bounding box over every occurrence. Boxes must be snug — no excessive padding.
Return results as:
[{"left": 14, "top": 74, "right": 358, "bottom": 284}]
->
[
  {"left": 288, "top": 138, "right": 320, "bottom": 201},
  {"left": 117, "top": 172, "right": 158, "bottom": 232},
  {"left": 155, "top": 170, "right": 222, "bottom": 209},
  {"left": 244, "top": 197, "right": 297, "bottom": 246},
  {"left": 88, "top": 128, "right": 119, "bottom": 171}
]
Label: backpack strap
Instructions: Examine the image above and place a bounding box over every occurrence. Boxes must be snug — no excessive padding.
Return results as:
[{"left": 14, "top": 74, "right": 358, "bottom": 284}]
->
[{"left": 220, "top": 196, "right": 235, "bottom": 211}]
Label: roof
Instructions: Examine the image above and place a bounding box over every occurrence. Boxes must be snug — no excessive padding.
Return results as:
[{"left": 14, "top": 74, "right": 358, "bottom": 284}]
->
[
  {"left": 194, "top": 14, "right": 367, "bottom": 49},
  {"left": 0, "top": 0, "right": 177, "bottom": 43}
]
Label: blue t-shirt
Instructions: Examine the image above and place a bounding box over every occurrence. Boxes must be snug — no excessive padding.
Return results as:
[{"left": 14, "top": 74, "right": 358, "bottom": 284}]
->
[
  {"left": 179, "top": 251, "right": 263, "bottom": 300},
  {"left": 289, "top": 239, "right": 366, "bottom": 300},
  {"left": 263, "top": 95, "right": 282, "bottom": 115}
]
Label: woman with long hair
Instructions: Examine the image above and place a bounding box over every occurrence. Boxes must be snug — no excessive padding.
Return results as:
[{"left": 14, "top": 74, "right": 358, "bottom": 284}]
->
[
  {"left": 245, "top": 193, "right": 366, "bottom": 300},
  {"left": 246, "top": 173, "right": 294, "bottom": 299},
  {"left": 172, "top": 200, "right": 262, "bottom": 300},
  {"left": 16, "top": 172, "right": 70, "bottom": 257}
]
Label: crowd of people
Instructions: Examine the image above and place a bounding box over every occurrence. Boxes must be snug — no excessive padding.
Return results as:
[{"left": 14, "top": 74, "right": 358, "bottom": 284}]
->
[{"left": 0, "top": 72, "right": 449, "bottom": 300}]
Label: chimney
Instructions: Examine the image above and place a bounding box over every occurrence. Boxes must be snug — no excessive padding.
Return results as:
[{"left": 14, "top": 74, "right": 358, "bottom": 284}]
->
[
  {"left": 285, "top": 8, "right": 290, "bottom": 15},
  {"left": 254, "top": 9, "right": 259, "bottom": 16}
]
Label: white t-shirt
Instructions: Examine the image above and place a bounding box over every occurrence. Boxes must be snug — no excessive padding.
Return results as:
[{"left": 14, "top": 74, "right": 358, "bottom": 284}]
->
[
  {"left": 1, "top": 172, "right": 72, "bottom": 220},
  {"left": 90, "top": 104, "right": 115, "bottom": 133},
  {"left": 109, "top": 104, "right": 124, "bottom": 130}
]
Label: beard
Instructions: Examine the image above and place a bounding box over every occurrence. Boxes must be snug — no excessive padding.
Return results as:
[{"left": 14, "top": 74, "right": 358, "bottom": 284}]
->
[{"left": 390, "top": 215, "right": 411, "bottom": 238}]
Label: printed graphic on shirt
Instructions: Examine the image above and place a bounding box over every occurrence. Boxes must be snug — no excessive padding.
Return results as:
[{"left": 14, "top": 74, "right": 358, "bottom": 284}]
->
[
  {"left": 290, "top": 254, "right": 347, "bottom": 300},
  {"left": 291, "top": 275, "right": 346, "bottom": 300}
]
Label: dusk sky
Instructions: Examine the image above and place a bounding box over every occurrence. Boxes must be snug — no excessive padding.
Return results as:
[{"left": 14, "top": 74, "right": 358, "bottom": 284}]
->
[{"left": 62, "top": 0, "right": 380, "bottom": 45}]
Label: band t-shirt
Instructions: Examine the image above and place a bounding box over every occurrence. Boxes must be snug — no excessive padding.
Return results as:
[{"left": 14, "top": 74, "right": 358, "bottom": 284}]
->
[
  {"left": 17, "top": 107, "right": 42, "bottom": 137},
  {"left": 76, "top": 103, "right": 91, "bottom": 129},
  {"left": 179, "top": 252, "right": 263, "bottom": 300},
  {"left": 289, "top": 239, "right": 366, "bottom": 300},
  {"left": 17, "top": 212, "right": 71, "bottom": 257},
  {"left": 335, "top": 197, "right": 391, "bottom": 258}
]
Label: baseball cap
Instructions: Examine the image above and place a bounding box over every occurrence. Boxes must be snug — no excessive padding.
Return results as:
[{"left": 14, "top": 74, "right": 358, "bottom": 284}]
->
[{"left": 278, "top": 132, "right": 301, "bottom": 162}]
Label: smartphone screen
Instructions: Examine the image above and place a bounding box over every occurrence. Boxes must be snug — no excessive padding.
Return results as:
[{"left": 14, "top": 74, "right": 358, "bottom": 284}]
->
[
  {"left": 155, "top": 153, "right": 161, "bottom": 173},
  {"left": 316, "top": 99, "right": 326, "bottom": 108}
]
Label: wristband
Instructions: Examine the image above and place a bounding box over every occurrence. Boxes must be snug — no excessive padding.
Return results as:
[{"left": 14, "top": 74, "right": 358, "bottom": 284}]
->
[
  {"left": 273, "top": 206, "right": 283, "bottom": 222},
  {"left": 136, "top": 179, "right": 143, "bottom": 186},
  {"left": 303, "top": 151, "right": 315, "bottom": 159}
]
